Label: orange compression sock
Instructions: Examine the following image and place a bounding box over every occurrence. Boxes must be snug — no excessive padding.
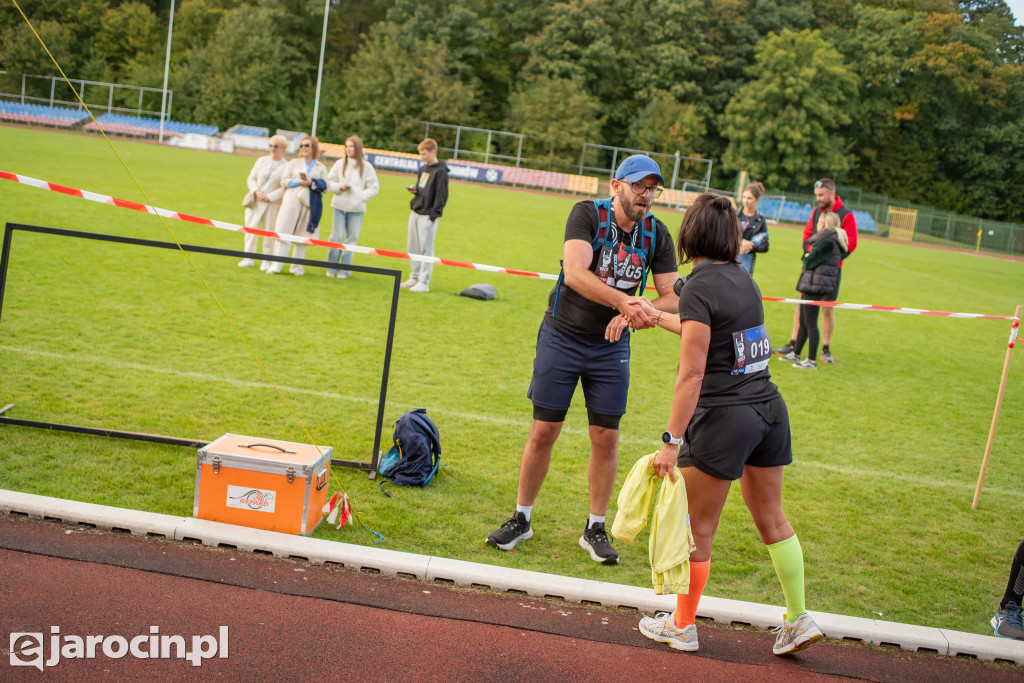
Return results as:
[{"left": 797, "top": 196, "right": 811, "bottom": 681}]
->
[{"left": 675, "top": 559, "right": 710, "bottom": 628}]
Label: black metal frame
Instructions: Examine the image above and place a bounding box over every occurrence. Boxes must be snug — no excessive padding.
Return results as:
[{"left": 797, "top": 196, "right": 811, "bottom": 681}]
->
[{"left": 0, "top": 222, "right": 401, "bottom": 477}]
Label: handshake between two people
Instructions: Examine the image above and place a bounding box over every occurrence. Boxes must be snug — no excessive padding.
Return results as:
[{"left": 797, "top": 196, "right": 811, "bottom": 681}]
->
[{"left": 605, "top": 296, "right": 660, "bottom": 342}]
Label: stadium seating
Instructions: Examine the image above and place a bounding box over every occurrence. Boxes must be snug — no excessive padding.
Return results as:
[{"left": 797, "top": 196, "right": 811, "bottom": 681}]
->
[
  {"left": 0, "top": 101, "right": 90, "bottom": 127},
  {"left": 228, "top": 125, "right": 269, "bottom": 137},
  {"left": 771, "top": 198, "right": 877, "bottom": 232},
  {"left": 82, "top": 113, "right": 218, "bottom": 137}
]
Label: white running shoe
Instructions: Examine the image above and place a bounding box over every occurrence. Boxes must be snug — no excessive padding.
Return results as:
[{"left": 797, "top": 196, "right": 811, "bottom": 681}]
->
[
  {"left": 638, "top": 612, "right": 699, "bottom": 652},
  {"left": 400, "top": 278, "right": 418, "bottom": 289},
  {"left": 772, "top": 612, "right": 823, "bottom": 655},
  {"left": 409, "top": 282, "right": 430, "bottom": 293},
  {"left": 238, "top": 258, "right": 255, "bottom": 268}
]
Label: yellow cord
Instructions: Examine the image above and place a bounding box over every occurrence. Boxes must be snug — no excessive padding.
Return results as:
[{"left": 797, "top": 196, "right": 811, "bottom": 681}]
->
[{"left": 11, "top": 0, "right": 368, "bottom": 531}]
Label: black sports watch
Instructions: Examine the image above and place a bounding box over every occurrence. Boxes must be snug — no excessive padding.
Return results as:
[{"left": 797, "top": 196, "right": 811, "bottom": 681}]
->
[{"left": 662, "top": 431, "right": 683, "bottom": 446}]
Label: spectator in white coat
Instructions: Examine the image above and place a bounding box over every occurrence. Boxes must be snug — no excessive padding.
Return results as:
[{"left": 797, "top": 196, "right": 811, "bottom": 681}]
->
[
  {"left": 267, "top": 135, "right": 328, "bottom": 276},
  {"left": 240, "top": 134, "right": 289, "bottom": 270},
  {"left": 325, "top": 135, "right": 380, "bottom": 279}
]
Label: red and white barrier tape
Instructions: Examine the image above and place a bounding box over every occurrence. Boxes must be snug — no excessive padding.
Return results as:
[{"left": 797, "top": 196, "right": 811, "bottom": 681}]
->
[
  {"left": 0, "top": 170, "right": 553, "bottom": 282},
  {"left": 1, "top": 170, "right": 1018, "bottom": 322}
]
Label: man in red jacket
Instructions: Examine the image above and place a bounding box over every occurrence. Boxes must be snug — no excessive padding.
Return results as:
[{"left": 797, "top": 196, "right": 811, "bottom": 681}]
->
[{"left": 774, "top": 178, "right": 857, "bottom": 363}]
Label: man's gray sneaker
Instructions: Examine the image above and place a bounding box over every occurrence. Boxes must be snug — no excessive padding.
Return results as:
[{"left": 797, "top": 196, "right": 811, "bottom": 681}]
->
[
  {"left": 992, "top": 602, "right": 1024, "bottom": 640},
  {"left": 486, "top": 512, "right": 532, "bottom": 551},
  {"left": 638, "top": 612, "right": 699, "bottom": 651},
  {"left": 772, "top": 612, "right": 824, "bottom": 655},
  {"left": 579, "top": 520, "right": 618, "bottom": 565}
]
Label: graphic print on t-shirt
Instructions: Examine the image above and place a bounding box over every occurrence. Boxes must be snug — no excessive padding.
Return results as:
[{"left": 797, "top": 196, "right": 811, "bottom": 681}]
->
[{"left": 594, "top": 224, "right": 647, "bottom": 290}]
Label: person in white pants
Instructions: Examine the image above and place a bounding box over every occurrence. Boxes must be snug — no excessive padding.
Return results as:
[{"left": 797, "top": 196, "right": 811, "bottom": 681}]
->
[
  {"left": 240, "top": 134, "right": 288, "bottom": 270},
  {"left": 402, "top": 138, "right": 449, "bottom": 293},
  {"left": 267, "top": 136, "right": 328, "bottom": 276}
]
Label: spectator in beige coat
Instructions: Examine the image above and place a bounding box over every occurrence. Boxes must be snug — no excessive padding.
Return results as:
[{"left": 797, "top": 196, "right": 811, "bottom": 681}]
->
[
  {"left": 324, "top": 135, "right": 380, "bottom": 279},
  {"left": 240, "top": 134, "right": 289, "bottom": 270},
  {"left": 267, "top": 136, "right": 329, "bottom": 276}
]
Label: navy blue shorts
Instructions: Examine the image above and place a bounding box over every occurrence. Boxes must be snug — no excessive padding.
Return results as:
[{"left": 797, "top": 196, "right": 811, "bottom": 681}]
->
[{"left": 527, "top": 321, "right": 630, "bottom": 417}]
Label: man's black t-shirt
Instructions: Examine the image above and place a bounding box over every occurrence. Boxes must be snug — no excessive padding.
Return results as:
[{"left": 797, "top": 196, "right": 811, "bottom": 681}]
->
[
  {"left": 677, "top": 261, "right": 780, "bottom": 406},
  {"left": 544, "top": 200, "right": 678, "bottom": 341}
]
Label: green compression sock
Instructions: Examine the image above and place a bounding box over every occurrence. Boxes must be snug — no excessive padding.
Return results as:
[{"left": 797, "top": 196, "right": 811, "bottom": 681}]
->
[{"left": 767, "top": 535, "right": 806, "bottom": 621}]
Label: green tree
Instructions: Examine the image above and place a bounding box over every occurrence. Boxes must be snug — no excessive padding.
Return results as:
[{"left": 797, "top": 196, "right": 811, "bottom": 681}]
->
[
  {"left": 722, "top": 28, "right": 858, "bottom": 189},
  {"left": 626, "top": 92, "right": 706, "bottom": 158},
  {"left": 0, "top": 21, "right": 76, "bottom": 97},
  {"left": 508, "top": 75, "right": 603, "bottom": 172},
  {"left": 175, "top": 6, "right": 290, "bottom": 131},
  {"left": 694, "top": 0, "right": 813, "bottom": 184},
  {"left": 94, "top": 1, "right": 161, "bottom": 77},
  {"left": 328, "top": 21, "right": 477, "bottom": 148}
]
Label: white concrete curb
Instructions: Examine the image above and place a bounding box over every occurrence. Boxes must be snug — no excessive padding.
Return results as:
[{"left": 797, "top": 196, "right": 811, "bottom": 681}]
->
[{"left": 2, "top": 489, "right": 1023, "bottom": 664}]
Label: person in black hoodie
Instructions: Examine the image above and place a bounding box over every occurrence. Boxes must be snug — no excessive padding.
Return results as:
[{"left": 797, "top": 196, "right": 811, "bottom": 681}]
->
[
  {"left": 737, "top": 181, "right": 769, "bottom": 275},
  {"left": 402, "top": 138, "right": 449, "bottom": 293}
]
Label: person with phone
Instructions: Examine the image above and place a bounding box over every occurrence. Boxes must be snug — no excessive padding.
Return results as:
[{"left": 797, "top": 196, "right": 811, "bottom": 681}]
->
[
  {"left": 266, "top": 136, "right": 328, "bottom": 276},
  {"left": 325, "top": 135, "right": 380, "bottom": 279},
  {"left": 401, "top": 138, "right": 449, "bottom": 293}
]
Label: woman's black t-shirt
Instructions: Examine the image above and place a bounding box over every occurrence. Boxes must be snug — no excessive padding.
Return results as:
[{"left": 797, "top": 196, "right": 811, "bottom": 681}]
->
[{"left": 677, "top": 261, "right": 780, "bottom": 406}]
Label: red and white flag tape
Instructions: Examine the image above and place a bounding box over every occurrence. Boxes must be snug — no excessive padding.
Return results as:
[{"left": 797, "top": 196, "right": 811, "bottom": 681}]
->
[
  {"left": 1009, "top": 319, "right": 1019, "bottom": 348},
  {"left": 0, "top": 170, "right": 554, "bottom": 281},
  {"left": 1, "top": 170, "right": 1018, "bottom": 322}
]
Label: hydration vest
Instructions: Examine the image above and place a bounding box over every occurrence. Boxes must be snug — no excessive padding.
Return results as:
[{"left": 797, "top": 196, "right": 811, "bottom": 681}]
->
[{"left": 552, "top": 197, "right": 657, "bottom": 318}]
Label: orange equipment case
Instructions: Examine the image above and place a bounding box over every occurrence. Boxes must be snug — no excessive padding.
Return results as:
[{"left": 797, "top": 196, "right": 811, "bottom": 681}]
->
[{"left": 193, "top": 434, "right": 331, "bottom": 535}]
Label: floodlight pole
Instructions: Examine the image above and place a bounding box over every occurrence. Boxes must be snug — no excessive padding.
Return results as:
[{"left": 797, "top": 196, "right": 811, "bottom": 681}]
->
[
  {"left": 311, "top": 0, "right": 330, "bottom": 138},
  {"left": 158, "top": 0, "right": 175, "bottom": 144}
]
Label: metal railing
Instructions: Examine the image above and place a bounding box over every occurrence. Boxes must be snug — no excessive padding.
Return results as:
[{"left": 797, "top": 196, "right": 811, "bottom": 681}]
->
[{"left": 0, "top": 72, "right": 173, "bottom": 119}]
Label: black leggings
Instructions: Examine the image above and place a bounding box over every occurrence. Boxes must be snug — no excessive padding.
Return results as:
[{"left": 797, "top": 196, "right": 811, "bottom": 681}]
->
[{"left": 794, "top": 297, "right": 826, "bottom": 360}]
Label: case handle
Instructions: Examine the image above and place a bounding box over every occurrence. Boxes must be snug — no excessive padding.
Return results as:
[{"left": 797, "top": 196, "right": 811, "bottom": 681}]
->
[{"left": 238, "top": 443, "right": 297, "bottom": 454}]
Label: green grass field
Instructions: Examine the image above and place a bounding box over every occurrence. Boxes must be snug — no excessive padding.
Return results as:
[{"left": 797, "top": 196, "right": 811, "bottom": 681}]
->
[{"left": 1, "top": 125, "right": 1022, "bottom": 635}]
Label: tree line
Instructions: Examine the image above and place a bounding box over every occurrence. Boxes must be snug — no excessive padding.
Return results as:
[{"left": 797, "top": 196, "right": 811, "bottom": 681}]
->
[{"left": 2, "top": 0, "right": 1022, "bottom": 222}]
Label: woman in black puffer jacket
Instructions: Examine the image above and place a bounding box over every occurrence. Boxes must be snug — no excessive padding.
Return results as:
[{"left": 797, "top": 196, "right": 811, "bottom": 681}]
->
[{"left": 784, "top": 211, "right": 848, "bottom": 369}]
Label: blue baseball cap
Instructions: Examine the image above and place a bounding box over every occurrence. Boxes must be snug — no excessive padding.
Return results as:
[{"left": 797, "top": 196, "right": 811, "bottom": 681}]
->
[{"left": 615, "top": 155, "right": 665, "bottom": 185}]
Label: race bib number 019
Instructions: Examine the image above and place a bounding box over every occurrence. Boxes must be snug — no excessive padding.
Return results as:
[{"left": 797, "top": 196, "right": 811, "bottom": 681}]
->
[{"left": 731, "top": 324, "right": 771, "bottom": 375}]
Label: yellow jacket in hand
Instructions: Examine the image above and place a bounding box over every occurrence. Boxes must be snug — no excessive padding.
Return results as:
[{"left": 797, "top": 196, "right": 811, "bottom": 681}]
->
[{"left": 611, "top": 452, "right": 696, "bottom": 595}]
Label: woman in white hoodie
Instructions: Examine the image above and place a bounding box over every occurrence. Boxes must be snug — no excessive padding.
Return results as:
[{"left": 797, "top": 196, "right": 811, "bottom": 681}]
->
[{"left": 324, "top": 135, "right": 380, "bottom": 278}]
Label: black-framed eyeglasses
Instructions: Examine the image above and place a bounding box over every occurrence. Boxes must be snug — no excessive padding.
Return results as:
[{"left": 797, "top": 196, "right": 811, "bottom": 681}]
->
[
  {"left": 300, "top": 142, "right": 311, "bottom": 148},
  {"left": 630, "top": 182, "right": 663, "bottom": 199}
]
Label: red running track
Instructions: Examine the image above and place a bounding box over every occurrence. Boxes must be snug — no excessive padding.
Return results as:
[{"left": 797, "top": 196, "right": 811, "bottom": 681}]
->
[{"left": 0, "top": 515, "right": 1018, "bottom": 681}]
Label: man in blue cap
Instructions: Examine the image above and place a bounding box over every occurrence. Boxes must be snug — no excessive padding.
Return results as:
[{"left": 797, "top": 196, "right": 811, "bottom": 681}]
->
[{"left": 487, "top": 155, "right": 680, "bottom": 564}]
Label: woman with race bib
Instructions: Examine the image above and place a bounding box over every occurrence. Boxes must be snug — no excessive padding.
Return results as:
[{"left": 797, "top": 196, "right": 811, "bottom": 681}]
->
[{"left": 608, "top": 193, "right": 823, "bottom": 656}]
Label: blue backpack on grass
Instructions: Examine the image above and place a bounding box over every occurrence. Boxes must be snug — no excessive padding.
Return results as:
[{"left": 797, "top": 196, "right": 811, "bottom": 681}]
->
[{"left": 378, "top": 409, "right": 441, "bottom": 492}]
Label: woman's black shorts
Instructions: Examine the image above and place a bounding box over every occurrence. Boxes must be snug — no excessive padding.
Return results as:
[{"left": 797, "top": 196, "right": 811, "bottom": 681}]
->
[{"left": 676, "top": 396, "right": 793, "bottom": 481}]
